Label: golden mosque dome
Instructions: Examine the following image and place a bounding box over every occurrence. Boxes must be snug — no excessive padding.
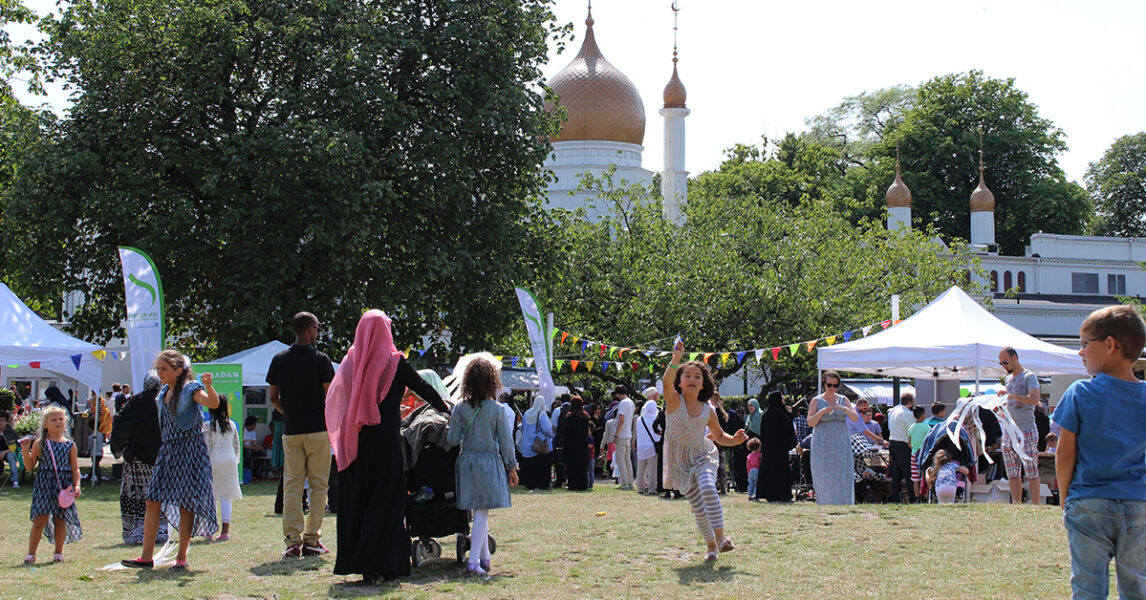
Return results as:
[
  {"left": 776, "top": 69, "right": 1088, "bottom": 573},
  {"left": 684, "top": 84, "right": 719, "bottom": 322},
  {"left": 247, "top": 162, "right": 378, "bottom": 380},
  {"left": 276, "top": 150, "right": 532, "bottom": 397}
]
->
[
  {"left": 662, "top": 62, "right": 686, "bottom": 108},
  {"left": 885, "top": 159, "right": 912, "bottom": 208},
  {"left": 547, "top": 12, "right": 646, "bottom": 145},
  {"left": 969, "top": 164, "right": 996, "bottom": 212}
]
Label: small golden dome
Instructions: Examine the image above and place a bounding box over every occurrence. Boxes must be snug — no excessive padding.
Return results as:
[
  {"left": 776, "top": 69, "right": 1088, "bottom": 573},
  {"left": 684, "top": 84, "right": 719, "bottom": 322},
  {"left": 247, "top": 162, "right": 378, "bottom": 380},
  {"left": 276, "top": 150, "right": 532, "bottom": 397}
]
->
[
  {"left": 969, "top": 165, "right": 995, "bottom": 212},
  {"left": 885, "top": 160, "right": 911, "bottom": 208},
  {"left": 546, "top": 13, "right": 645, "bottom": 145},
  {"left": 663, "top": 62, "right": 686, "bottom": 108}
]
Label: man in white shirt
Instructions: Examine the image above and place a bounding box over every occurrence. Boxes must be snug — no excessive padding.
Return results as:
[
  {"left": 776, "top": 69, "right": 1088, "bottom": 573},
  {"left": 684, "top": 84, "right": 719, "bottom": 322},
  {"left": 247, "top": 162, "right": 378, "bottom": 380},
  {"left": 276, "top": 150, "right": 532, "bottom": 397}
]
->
[
  {"left": 613, "top": 386, "right": 636, "bottom": 490},
  {"left": 886, "top": 393, "right": 917, "bottom": 503}
]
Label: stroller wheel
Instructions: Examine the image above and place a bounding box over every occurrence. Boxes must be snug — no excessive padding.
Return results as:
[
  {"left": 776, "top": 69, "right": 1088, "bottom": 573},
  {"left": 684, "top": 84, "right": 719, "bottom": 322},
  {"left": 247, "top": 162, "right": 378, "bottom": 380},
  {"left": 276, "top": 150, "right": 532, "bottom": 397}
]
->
[
  {"left": 456, "top": 534, "right": 468, "bottom": 565},
  {"left": 488, "top": 534, "right": 496, "bottom": 555},
  {"left": 428, "top": 539, "right": 442, "bottom": 559},
  {"left": 411, "top": 539, "right": 426, "bottom": 568}
]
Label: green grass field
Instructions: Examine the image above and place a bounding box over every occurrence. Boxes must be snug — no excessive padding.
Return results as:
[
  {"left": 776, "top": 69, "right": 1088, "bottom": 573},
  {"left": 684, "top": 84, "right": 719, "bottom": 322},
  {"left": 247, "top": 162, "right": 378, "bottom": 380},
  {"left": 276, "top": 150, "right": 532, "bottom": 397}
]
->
[{"left": 1, "top": 473, "right": 1077, "bottom": 599}]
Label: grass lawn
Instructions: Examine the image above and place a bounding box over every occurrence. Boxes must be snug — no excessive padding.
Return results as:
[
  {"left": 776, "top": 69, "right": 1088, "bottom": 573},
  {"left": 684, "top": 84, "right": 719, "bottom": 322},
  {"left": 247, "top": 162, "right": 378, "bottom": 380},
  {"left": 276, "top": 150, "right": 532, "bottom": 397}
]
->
[{"left": 1, "top": 472, "right": 1076, "bottom": 599}]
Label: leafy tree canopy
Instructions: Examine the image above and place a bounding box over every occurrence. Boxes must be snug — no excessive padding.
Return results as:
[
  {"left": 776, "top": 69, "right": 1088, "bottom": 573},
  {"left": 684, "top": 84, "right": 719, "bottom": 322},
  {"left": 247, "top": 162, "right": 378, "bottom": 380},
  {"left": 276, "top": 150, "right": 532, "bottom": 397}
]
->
[
  {"left": 2, "top": 0, "right": 564, "bottom": 360},
  {"left": 1087, "top": 132, "right": 1146, "bottom": 238}
]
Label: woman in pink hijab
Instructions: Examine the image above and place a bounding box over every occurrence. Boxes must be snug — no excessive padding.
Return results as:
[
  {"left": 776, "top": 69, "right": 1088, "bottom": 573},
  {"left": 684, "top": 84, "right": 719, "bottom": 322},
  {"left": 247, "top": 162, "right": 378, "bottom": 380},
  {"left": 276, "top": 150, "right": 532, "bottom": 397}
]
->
[{"left": 326, "top": 310, "right": 448, "bottom": 583}]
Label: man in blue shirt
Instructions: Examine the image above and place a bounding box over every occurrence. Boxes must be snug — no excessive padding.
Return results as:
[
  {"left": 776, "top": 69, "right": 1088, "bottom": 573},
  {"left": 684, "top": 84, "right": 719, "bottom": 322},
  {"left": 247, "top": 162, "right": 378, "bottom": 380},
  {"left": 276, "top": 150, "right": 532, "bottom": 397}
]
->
[{"left": 1053, "top": 305, "right": 1146, "bottom": 600}]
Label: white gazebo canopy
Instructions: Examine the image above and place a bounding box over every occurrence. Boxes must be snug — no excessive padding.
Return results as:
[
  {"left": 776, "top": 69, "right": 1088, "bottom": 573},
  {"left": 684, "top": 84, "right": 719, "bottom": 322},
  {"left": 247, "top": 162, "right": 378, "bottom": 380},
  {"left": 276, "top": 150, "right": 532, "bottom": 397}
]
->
[
  {"left": 208, "top": 340, "right": 288, "bottom": 388},
  {"left": 0, "top": 282, "right": 104, "bottom": 390},
  {"left": 817, "top": 286, "right": 1087, "bottom": 379}
]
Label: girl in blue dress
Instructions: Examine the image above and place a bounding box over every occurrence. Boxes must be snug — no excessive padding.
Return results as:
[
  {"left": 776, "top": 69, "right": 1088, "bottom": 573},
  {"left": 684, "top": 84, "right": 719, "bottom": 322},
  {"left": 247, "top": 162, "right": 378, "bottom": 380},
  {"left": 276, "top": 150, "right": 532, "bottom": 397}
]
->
[
  {"left": 122, "top": 350, "right": 221, "bottom": 570},
  {"left": 446, "top": 356, "right": 518, "bottom": 576},
  {"left": 20, "top": 404, "right": 82, "bottom": 564}
]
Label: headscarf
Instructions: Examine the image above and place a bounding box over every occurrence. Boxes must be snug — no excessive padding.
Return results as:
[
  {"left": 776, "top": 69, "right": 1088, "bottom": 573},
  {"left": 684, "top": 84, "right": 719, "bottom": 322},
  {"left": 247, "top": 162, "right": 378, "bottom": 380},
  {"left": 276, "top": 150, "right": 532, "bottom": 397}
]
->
[
  {"left": 640, "top": 398, "right": 659, "bottom": 425},
  {"left": 325, "top": 310, "right": 403, "bottom": 472},
  {"left": 746, "top": 398, "right": 763, "bottom": 436},
  {"left": 525, "top": 394, "right": 549, "bottom": 426},
  {"left": 761, "top": 390, "right": 796, "bottom": 452},
  {"left": 415, "top": 369, "right": 451, "bottom": 408},
  {"left": 142, "top": 370, "right": 161, "bottom": 392}
]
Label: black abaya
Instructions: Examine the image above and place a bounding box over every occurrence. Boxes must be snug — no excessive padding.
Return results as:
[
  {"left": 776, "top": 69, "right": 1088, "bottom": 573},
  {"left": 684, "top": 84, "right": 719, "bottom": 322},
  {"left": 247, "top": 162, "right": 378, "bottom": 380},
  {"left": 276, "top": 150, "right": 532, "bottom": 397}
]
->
[
  {"left": 759, "top": 400, "right": 798, "bottom": 502},
  {"left": 333, "top": 357, "right": 447, "bottom": 581},
  {"left": 724, "top": 411, "right": 749, "bottom": 493},
  {"left": 563, "top": 414, "right": 591, "bottom": 491}
]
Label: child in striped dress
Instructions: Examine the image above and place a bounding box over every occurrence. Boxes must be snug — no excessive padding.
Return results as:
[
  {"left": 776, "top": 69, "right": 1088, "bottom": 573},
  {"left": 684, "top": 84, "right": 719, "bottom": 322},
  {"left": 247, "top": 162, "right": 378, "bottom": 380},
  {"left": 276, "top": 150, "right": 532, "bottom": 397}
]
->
[{"left": 20, "top": 405, "right": 82, "bottom": 564}]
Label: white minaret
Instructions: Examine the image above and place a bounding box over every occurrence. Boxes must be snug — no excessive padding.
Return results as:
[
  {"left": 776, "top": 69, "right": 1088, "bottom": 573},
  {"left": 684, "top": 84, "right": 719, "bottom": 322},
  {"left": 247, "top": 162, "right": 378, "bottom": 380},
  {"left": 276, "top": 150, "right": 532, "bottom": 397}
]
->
[
  {"left": 969, "top": 132, "right": 996, "bottom": 251},
  {"left": 659, "top": 5, "right": 688, "bottom": 225},
  {"left": 885, "top": 148, "right": 912, "bottom": 231}
]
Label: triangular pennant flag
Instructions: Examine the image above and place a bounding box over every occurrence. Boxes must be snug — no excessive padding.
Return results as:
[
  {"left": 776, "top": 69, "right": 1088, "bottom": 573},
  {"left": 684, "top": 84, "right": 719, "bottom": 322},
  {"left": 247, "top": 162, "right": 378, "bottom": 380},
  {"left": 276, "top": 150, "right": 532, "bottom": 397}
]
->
[
  {"left": 894, "top": 319, "right": 903, "bottom": 325},
  {"left": 570, "top": 335, "right": 580, "bottom": 344},
  {"left": 581, "top": 340, "right": 588, "bottom": 351},
  {"left": 526, "top": 358, "right": 535, "bottom": 367},
  {"left": 598, "top": 344, "right": 606, "bottom": 357},
  {"left": 880, "top": 319, "right": 892, "bottom": 329},
  {"left": 754, "top": 349, "right": 765, "bottom": 363},
  {"left": 631, "top": 362, "right": 639, "bottom": 372},
  {"left": 806, "top": 340, "right": 818, "bottom": 352},
  {"left": 71, "top": 354, "right": 82, "bottom": 370},
  {"left": 862, "top": 325, "right": 873, "bottom": 336},
  {"left": 570, "top": 360, "right": 580, "bottom": 372},
  {"left": 703, "top": 352, "right": 714, "bottom": 364},
  {"left": 586, "top": 361, "right": 596, "bottom": 372},
  {"left": 736, "top": 351, "right": 748, "bottom": 364},
  {"left": 494, "top": 356, "right": 504, "bottom": 363},
  {"left": 601, "top": 361, "right": 611, "bottom": 372},
  {"left": 772, "top": 347, "right": 782, "bottom": 361},
  {"left": 29, "top": 362, "right": 41, "bottom": 369},
  {"left": 418, "top": 349, "right": 428, "bottom": 357},
  {"left": 660, "top": 351, "right": 671, "bottom": 357},
  {"left": 561, "top": 332, "right": 569, "bottom": 345},
  {"left": 92, "top": 350, "right": 107, "bottom": 360},
  {"left": 843, "top": 331, "right": 854, "bottom": 342},
  {"left": 616, "top": 362, "right": 624, "bottom": 373},
  {"left": 826, "top": 336, "right": 837, "bottom": 346},
  {"left": 5, "top": 364, "right": 17, "bottom": 368},
  {"left": 720, "top": 353, "right": 731, "bottom": 366},
  {"left": 556, "top": 360, "right": 565, "bottom": 371},
  {"left": 787, "top": 344, "right": 799, "bottom": 357},
  {"left": 689, "top": 352, "right": 700, "bottom": 362},
  {"left": 618, "top": 348, "right": 629, "bottom": 358},
  {"left": 510, "top": 357, "right": 519, "bottom": 367}
]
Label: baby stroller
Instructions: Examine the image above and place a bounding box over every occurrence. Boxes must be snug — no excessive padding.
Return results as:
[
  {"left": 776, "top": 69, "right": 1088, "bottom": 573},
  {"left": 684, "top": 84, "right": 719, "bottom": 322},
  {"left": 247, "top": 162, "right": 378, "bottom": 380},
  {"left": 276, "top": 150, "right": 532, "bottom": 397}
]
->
[
  {"left": 402, "top": 402, "right": 495, "bottom": 567},
  {"left": 917, "top": 421, "right": 975, "bottom": 503},
  {"left": 850, "top": 434, "right": 890, "bottom": 503}
]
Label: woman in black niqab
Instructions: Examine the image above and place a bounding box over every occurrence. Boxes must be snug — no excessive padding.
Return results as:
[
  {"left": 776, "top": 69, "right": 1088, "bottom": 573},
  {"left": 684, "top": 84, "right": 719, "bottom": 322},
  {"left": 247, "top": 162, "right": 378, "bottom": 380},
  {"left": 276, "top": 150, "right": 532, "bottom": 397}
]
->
[{"left": 759, "top": 391, "right": 797, "bottom": 502}]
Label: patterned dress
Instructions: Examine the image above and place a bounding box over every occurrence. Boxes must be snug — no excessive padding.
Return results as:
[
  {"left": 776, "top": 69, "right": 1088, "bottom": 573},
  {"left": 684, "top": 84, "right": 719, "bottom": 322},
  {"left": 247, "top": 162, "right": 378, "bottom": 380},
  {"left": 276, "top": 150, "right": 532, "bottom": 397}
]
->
[
  {"left": 811, "top": 396, "right": 855, "bottom": 505},
  {"left": 663, "top": 403, "right": 719, "bottom": 493},
  {"left": 147, "top": 399, "right": 218, "bottom": 537},
  {"left": 121, "top": 461, "right": 167, "bottom": 544},
  {"left": 30, "top": 439, "right": 82, "bottom": 543}
]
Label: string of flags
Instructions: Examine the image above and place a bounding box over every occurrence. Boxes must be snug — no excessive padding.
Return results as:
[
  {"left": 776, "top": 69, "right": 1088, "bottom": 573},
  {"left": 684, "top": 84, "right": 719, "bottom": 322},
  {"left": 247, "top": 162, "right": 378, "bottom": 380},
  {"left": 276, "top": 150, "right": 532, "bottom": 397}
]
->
[{"left": 2, "top": 350, "right": 127, "bottom": 371}]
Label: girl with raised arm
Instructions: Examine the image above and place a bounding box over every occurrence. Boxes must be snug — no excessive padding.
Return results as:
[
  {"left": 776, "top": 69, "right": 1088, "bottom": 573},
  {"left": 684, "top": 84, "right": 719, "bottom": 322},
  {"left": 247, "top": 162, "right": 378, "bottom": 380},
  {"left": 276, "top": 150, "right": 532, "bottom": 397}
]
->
[{"left": 662, "top": 339, "right": 747, "bottom": 562}]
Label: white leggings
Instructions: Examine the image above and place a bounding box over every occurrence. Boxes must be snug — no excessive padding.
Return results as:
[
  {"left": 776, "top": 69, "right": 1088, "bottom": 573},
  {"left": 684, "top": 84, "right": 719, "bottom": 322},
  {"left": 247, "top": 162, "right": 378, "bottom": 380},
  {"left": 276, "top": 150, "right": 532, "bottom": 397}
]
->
[
  {"left": 470, "top": 509, "right": 491, "bottom": 564},
  {"left": 935, "top": 484, "right": 957, "bottom": 504},
  {"left": 218, "top": 499, "right": 232, "bottom": 523},
  {"left": 683, "top": 468, "right": 724, "bottom": 543}
]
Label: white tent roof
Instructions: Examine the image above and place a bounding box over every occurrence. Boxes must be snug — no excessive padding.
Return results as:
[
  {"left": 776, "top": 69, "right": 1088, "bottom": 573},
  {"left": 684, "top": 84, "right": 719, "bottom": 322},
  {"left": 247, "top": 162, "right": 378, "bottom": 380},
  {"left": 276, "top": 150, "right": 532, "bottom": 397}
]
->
[
  {"left": 0, "top": 282, "right": 104, "bottom": 390},
  {"left": 208, "top": 340, "right": 288, "bottom": 387},
  {"left": 817, "top": 286, "right": 1087, "bottom": 378}
]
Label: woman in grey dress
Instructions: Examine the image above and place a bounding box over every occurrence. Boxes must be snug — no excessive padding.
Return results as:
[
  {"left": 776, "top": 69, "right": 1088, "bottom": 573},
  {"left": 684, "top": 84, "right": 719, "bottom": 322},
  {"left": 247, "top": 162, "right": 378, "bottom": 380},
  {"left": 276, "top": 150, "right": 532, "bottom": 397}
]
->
[
  {"left": 446, "top": 356, "right": 518, "bottom": 577},
  {"left": 807, "top": 371, "right": 859, "bottom": 505}
]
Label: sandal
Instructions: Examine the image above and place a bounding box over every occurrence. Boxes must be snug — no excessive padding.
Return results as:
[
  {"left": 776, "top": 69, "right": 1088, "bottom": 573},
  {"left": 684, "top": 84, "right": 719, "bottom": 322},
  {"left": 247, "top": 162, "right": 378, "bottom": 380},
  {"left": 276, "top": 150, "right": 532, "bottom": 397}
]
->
[
  {"left": 169, "top": 560, "right": 188, "bottom": 571},
  {"left": 121, "top": 557, "right": 154, "bottom": 569},
  {"left": 23, "top": 554, "right": 35, "bottom": 565},
  {"left": 53, "top": 554, "right": 65, "bottom": 563},
  {"left": 704, "top": 550, "right": 718, "bottom": 562},
  {"left": 719, "top": 537, "right": 735, "bottom": 553}
]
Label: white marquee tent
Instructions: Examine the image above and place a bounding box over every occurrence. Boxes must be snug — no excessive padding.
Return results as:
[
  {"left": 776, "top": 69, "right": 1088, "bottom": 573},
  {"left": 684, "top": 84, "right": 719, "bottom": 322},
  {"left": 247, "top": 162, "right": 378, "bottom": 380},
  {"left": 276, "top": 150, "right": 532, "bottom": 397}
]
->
[
  {"left": 817, "top": 286, "right": 1087, "bottom": 379},
  {"left": 207, "top": 340, "right": 289, "bottom": 388},
  {"left": 0, "top": 282, "right": 104, "bottom": 390}
]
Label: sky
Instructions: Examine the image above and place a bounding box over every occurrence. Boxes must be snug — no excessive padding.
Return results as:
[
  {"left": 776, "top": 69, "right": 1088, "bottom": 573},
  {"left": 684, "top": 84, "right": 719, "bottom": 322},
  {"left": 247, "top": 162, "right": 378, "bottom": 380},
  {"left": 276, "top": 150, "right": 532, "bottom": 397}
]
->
[
  {"left": 9, "top": 0, "right": 1145, "bottom": 185},
  {"left": 541, "top": 0, "right": 1146, "bottom": 184}
]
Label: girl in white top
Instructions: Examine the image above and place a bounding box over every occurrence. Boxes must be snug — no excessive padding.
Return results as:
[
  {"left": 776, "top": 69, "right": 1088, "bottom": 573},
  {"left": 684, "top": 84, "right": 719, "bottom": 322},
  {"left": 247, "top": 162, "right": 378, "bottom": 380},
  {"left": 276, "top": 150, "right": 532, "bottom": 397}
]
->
[{"left": 203, "top": 398, "right": 242, "bottom": 541}]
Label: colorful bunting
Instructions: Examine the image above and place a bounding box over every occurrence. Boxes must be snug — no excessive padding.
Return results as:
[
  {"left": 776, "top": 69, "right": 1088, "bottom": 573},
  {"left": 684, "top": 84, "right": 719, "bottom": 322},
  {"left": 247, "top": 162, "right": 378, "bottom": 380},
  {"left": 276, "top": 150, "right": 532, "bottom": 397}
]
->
[
  {"left": 586, "top": 361, "right": 596, "bottom": 372},
  {"left": 570, "top": 360, "right": 580, "bottom": 372},
  {"left": 510, "top": 357, "right": 519, "bottom": 367},
  {"left": 806, "top": 340, "right": 818, "bottom": 352},
  {"left": 737, "top": 351, "right": 748, "bottom": 364},
  {"left": 29, "top": 362, "right": 41, "bottom": 369},
  {"left": 771, "top": 347, "right": 781, "bottom": 361},
  {"left": 880, "top": 319, "right": 892, "bottom": 329},
  {"left": 70, "top": 354, "right": 82, "bottom": 370},
  {"left": 703, "top": 352, "right": 714, "bottom": 364},
  {"left": 561, "top": 332, "right": 570, "bottom": 345},
  {"left": 843, "top": 331, "right": 853, "bottom": 342},
  {"left": 754, "top": 349, "right": 765, "bottom": 364},
  {"left": 826, "top": 336, "right": 838, "bottom": 346},
  {"left": 556, "top": 360, "right": 565, "bottom": 371},
  {"left": 862, "top": 325, "right": 873, "bottom": 336},
  {"left": 787, "top": 344, "right": 799, "bottom": 357}
]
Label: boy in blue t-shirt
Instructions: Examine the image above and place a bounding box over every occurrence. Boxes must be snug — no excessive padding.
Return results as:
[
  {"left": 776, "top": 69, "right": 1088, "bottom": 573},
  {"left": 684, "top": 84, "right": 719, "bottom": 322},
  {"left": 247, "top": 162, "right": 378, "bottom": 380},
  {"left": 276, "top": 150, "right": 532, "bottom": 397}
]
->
[{"left": 1052, "top": 305, "right": 1146, "bottom": 599}]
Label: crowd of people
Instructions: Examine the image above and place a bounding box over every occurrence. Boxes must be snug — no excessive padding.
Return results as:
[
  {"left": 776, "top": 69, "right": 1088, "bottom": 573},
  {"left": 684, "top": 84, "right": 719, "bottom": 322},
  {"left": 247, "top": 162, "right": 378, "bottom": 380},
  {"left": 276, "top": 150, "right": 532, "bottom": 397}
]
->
[{"left": 2, "top": 304, "right": 1145, "bottom": 599}]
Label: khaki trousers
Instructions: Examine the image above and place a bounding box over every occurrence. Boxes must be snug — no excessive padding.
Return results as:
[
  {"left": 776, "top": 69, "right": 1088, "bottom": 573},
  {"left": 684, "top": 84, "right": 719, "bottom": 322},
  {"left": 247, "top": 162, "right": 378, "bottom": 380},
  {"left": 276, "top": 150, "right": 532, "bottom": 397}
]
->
[{"left": 282, "top": 431, "right": 331, "bottom": 546}]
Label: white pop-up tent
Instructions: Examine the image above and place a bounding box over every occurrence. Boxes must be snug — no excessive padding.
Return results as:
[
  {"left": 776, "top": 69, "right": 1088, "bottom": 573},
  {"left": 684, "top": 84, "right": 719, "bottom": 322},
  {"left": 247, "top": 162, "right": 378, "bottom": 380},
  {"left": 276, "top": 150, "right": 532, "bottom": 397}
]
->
[
  {"left": 817, "top": 286, "right": 1087, "bottom": 379},
  {"left": 0, "top": 282, "right": 104, "bottom": 390},
  {"left": 208, "top": 340, "right": 288, "bottom": 388}
]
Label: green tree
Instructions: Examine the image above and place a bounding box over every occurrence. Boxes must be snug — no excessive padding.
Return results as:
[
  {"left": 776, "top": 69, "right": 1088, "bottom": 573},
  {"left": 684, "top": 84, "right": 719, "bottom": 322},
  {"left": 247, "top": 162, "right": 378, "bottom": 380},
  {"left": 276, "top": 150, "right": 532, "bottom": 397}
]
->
[
  {"left": 805, "top": 72, "right": 1091, "bottom": 255},
  {"left": 1087, "top": 132, "right": 1146, "bottom": 237},
  {"left": 3, "top": 0, "right": 563, "bottom": 359},
  {"left": 537, "top": 169, "right": 978, "bottom": 398}
]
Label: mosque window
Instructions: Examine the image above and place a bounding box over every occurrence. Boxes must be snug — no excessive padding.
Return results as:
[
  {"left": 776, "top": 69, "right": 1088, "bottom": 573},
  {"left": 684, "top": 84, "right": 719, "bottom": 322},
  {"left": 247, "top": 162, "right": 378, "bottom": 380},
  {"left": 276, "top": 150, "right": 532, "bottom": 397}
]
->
[
  {"left": 1004, "top": 271, "right": 1013, "bottom": 291},
  {"left": 1108, "top": 274, "right": 1126, "bottom": 295},
  {"left": 1017, "top": 271, "right": 1026, "bottom": 292},
  {"left": 990, "top": 271, "right": 998, "bottom": 292},
  {"left": 1071, "top": 273, "right": 1099, "bottom": 294}
]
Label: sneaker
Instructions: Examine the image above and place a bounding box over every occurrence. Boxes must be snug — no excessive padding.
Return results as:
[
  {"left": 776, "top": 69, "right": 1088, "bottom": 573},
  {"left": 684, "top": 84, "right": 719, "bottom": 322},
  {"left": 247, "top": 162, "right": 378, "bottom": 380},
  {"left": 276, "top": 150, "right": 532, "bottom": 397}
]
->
[
  {"left": 11, "top": 481, "right": 18, "bottom": 488},
  {"left": 465, "top": 562, "right": 487, "bottom": 576},
  {"left": 282, "top": 544, "right": 303, "bottom": 559},
  {"left": 216, "top": 534, "right": 230, "bottom": 542},
  {"left": 121, "top": 557, "right": 154, "bottom": 569},
  {"left": 302, "top": 541, "right": 329, "bottom": 556}
]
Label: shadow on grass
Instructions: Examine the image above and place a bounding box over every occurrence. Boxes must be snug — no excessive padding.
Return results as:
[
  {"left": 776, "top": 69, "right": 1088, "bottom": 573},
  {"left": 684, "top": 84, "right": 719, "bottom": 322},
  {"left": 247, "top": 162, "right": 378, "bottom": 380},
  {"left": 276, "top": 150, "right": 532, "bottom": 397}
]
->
[
  {"left": 249, "top": 556, "right": 326, "bottom": 576},
  {"left": 673, "top": 560, "right": 745, "bottom": 584},
  {"left": 126, "top": 567, "right": 201, "bottom": 587}
]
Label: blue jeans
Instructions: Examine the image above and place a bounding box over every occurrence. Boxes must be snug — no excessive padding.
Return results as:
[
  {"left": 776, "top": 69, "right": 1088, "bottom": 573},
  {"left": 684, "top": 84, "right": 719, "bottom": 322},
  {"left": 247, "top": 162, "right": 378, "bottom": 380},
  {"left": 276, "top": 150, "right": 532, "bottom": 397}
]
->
[
  {"left": 1063, "top": 497, "right": 1146, "bottom": 599},
  {"left": 747, "top": 468, "right": 759, "bottom": 499}
]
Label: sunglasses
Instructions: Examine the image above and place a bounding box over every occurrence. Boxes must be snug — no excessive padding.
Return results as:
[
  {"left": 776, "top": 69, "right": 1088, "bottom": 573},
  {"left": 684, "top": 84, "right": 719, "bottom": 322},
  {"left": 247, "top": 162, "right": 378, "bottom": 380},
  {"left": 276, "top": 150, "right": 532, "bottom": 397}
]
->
[
  {"left": 998, "top": 360, "right": 1010, "bottom": 366},
  {"left": 1079, "top": 336, "right": 1106, "bottom": 349},
  {"left": 824, "top": 383, "right": 839, "bottom": 389}
]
